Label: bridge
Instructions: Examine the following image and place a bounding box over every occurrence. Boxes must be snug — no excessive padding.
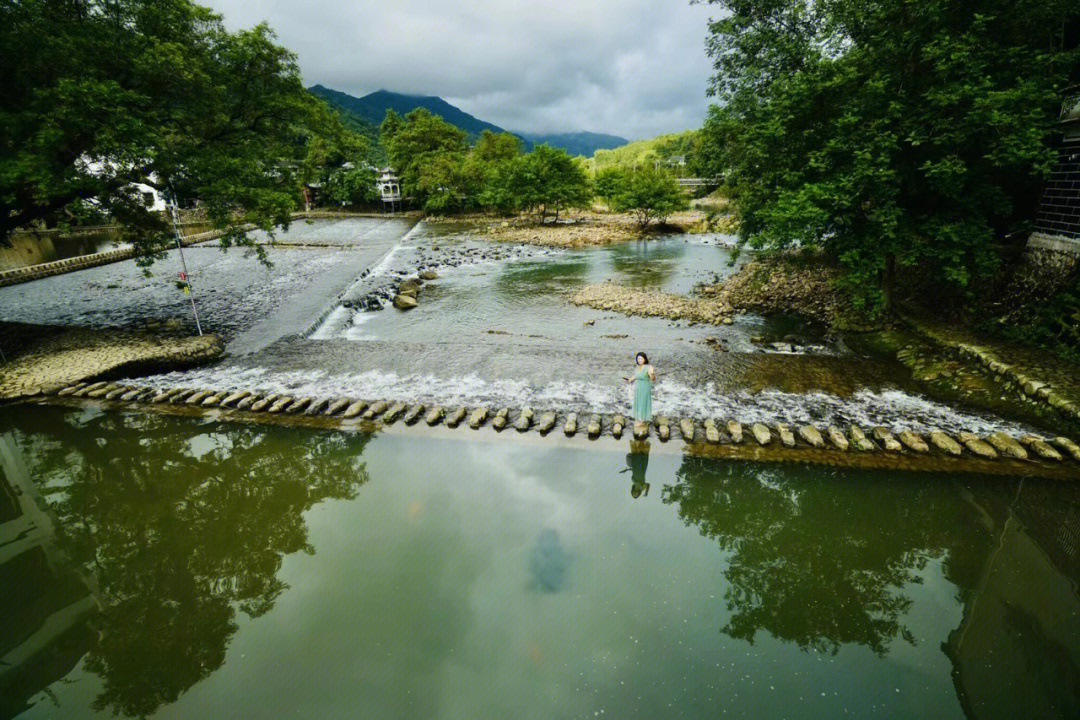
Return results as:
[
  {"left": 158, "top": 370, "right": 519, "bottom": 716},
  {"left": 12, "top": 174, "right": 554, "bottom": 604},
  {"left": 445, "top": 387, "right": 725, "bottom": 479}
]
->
[{"left": 675, "top": 177, "right": 722, "bottom": 189}]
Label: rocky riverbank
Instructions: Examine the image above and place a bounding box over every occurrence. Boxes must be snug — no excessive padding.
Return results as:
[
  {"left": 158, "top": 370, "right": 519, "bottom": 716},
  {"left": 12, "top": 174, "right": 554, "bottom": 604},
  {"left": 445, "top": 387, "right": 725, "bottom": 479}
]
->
[
  {"left": 570, "top": 282, "right": 735, "bottom": 324},
  {"left": 708, "top": 259, "right": 852, "bottom": 328},
  {"left": 0, "top": 323, "right": 223, "bottom": 399},
  {"left": 430, "top": 210, "right": 707, "bottom": 247}
]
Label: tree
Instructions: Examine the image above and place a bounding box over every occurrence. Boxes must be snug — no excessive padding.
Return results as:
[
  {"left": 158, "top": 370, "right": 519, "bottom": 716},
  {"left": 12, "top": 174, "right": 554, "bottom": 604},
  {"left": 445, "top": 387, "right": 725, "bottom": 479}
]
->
[
  {"left": 593, "top": 167, "right": 627, "bottom": 207},
  {"left": 324, "top": 164, "right": 378, "bottom": 207},
  {"left": 703, "top": 0, "right": 1080, "bottom": 315},
  {"left": 609, "top": 166, "right": 689, "bottom": 228},
  {"left": 381, "top": 108, "right": 469, "bottom": 208},
  {"left": 510, "top": 144, "right": 593, "bottom": 222},
  {"left": 0, "top": 0, "right": 346, "bottom": 262}
]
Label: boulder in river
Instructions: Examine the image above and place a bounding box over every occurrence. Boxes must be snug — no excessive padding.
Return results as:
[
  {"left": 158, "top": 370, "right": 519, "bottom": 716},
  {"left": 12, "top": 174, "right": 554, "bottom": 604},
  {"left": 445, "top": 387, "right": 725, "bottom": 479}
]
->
[
  {"left": 537, "top": 411, "right": 557, "bottom": 433},
  {"left": 468, "top": 407, "right": 488, "bottom": 428},
  {"left": 564, "top": 413, "right": 578, "bottom": 436},
  {"left": 871, "top": 427, "right": 903, "bottom": 452},
  {"left": 382, "top": 402, "right": 408, "bottom": 423},
  {"left": 492, "top": 408, "right": 509, "bottom": 430},
  {"left": 324, "top": 398, "right": 350, "bottom": 416},
  {"left": 587, "top": 415, "right": 602, "bottom": 437},
  {"left": 1051, "top": 436, "right": 1080, "bottom": 462},
  {"left": 774, "top": 423, "right": 796, "bottom": 448},
  {"left": 362, "top": 401, "right": 388, "bottom": 420},
  {"left": 798, "top": 425, "right": 824, "bottom": 448},
  {"left": 446, "top": 407, "right": 467, "bottom": 427},
  {"left": 342, "top": 400, "right": 368, "bottom": 419},
  {"left": 985, "top": 432, "right": 1028, "bottom": 460},
  {"left": 826, "top": 426, "right": 849, "bottom": 451},
  {"left": 848, "top": 426, "right": 876, "bottom": 452},
  {"left": 426, "top": 406, "right": 445, "bottom": 426},
  {"left": 751, "top": 423, "right": 771, "bottom": 446},
  {"left": 680, "top": 418, "right": 696, "bottom": 442},
  {"left": 957, "top": 431, "right": 998, "bottom": 459},
  {"left": 419, "top": 269, "right": 439, "bottom": 280},
  {"left": 726, "top": 421, "right": 743, "bottom": 444},
  {"left": 393, "top": 294, "right": 417, "bottom": 310},
  {"left": 403, "top": 404, "right": 426, "bottom": 424},
  {"left": 929, "top": 430, "right": 963, "bottom": 456},
  {"left": 1019, "top": 435, "right": 1063, "bottom": 462},
  {"left": 515, "top": 407, "right": 534, "bottom": 432},
  {"left": 306, "top": 398, "right": 330, "bottom": 415},
  {"left": 897, "top": 430, "right": 928, "bottom": 453},
  {"left": 611, "top": 414, "right": 625, "bottom": 438}
]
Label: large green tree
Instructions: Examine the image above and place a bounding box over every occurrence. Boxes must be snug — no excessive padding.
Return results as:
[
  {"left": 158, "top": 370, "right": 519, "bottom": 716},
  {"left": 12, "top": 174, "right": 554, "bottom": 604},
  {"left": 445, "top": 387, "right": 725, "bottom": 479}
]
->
[
  {"left": 482, "top": 144, "right": 592, "bottom": 221},
  {"left": 607, "top": 165, "right": 689, "bottom": 228},
  {"left": 1, "top": 0, "right": 347, "bottom": 259},
  {"left": 381, "top": 107, "right": 471, "bottom": 210},
  {"left": 703, "top": 0, "right": 1080, "bottom": 314}
]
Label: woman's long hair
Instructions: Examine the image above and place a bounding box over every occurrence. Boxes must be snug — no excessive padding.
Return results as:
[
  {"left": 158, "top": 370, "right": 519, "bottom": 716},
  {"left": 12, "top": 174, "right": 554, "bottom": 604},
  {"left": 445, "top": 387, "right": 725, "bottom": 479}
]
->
[{"left": 636, "top": 351, "right": 649, "bottom": 365}]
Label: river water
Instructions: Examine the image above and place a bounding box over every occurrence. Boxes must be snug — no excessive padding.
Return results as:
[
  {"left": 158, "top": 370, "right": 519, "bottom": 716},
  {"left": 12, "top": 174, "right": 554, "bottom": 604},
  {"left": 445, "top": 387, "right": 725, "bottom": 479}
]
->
[
  {"left": 2, "top": 403, "right": 1079, "bottom": 719},
  {"left": 0, "top": 217, "right": 1031, "bottom": 434}
]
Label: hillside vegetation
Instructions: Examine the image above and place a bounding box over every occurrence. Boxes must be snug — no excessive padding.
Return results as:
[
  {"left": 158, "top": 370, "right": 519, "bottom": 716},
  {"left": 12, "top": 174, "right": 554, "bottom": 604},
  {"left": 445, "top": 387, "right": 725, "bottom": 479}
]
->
[{"left": 591, "top": 130, "right": 702, "bottom": 174}]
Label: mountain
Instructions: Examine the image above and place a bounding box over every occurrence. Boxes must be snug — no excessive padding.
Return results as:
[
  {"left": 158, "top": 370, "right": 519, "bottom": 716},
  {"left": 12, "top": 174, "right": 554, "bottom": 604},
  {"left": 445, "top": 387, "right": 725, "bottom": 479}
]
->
[
  {"left": 518, "top": 131, "right": 628, "bottom": 157},
  {"left": 309, "top": 85, "right": 514, "bottom": 142}
]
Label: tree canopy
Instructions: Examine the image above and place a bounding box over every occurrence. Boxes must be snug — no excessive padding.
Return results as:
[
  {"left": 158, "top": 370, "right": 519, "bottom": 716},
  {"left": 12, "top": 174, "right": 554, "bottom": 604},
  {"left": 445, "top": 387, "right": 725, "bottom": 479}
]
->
[
  {"left": 702, "top": 0, "right": 1080, "bottom": 314},
  {"left": 602, "top": 165, "right": 689, "bottom": 228},
  {"left": 1, "top": 0, "right": 360, "bottom": 259}
]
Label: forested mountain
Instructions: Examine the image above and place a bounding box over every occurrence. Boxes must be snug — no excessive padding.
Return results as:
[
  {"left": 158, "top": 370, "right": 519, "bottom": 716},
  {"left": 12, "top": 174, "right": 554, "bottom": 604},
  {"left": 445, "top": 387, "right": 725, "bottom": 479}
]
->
[
  {"left": 518, "top": 131, "right": 628, "bottom": 157},
  {"left": 309, "top": 86, "right": 514, "bottom": 142}
]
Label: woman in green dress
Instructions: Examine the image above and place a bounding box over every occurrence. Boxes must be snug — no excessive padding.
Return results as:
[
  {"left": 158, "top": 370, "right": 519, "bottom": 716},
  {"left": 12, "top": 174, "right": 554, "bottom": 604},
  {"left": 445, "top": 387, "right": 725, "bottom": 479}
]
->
[{"left": 624, "top": 352, "right": 656, "bottom": 433}]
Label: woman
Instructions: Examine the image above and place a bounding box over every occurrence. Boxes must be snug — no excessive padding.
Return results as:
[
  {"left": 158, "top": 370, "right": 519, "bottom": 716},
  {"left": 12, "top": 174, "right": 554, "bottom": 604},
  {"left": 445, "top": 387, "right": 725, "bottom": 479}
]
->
[{"left": 624, "top": 352, "right": 656, "bottom": 432}]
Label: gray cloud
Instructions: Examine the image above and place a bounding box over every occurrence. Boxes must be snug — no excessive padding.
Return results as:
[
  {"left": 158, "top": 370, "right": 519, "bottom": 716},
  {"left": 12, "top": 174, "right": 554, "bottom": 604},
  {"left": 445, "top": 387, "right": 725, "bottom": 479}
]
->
[{"left": 204, "top": 0, "right": 718, "bottom": 139}]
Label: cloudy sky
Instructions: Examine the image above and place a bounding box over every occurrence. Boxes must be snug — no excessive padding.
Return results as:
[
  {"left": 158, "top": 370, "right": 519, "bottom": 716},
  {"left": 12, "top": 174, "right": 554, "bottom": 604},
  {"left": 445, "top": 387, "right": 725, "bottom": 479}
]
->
[{"left": 205, "top": 0, "right": 720, "bottom": 140}]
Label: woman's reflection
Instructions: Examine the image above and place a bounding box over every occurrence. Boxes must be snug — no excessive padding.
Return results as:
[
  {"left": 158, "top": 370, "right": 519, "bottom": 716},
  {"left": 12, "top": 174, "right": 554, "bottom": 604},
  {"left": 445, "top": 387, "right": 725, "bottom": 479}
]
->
[{"left": 622, "top": 440, "right": 651, "bottom": 498}]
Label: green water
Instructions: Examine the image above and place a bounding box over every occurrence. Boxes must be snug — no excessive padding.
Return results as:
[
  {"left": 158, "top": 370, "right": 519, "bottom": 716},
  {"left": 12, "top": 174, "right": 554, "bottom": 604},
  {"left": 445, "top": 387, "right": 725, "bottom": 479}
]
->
[{"left": 2, "top": 404, "right": 1079, "bottom": 719}]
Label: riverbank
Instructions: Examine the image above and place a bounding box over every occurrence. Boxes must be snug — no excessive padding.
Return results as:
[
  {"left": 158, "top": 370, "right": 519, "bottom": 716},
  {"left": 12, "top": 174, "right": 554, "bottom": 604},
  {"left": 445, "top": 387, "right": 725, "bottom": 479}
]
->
[{"left": 0, "top": 322, "right": 223, "bottom": 399}]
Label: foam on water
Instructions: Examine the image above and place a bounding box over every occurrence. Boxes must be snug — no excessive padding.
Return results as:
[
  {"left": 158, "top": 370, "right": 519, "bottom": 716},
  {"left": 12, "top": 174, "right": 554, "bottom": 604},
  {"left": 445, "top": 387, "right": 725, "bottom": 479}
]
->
[{"left": 132, "top": 366, "right": 1029, "bottom": 434}]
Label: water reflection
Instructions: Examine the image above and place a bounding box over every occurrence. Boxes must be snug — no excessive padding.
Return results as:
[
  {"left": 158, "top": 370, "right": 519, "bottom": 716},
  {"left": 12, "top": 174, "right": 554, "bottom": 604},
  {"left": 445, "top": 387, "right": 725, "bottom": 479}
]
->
[
  {"left": 662, "top": 457, "right": 1080, "bottom": 716},
  {"left": 6, "top": 409, "right": 372, "bottom": 718},
  {"left": 621, "top": 440, "right": 651, "bottom": 499}
]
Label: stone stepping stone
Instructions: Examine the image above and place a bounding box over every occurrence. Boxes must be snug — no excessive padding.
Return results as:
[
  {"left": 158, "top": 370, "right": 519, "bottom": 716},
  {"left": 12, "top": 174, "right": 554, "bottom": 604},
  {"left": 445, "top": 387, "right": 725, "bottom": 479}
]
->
[
  {"left": 58, "top": 383, "right": 88, "bottom": 396},
  {"left": 1019, "top": 436, "right": 1063, "bottom": 462},
  {"left": 119, "top": 388, "right": 145, "bottom": 402},
  {"left": 220, "top": 391, "right": 251, "bottom": 408},
  {"left": 1052, "top": 437, "right": 1080, "bottom": 462},
  {"left": 680, "top": 418, "right": 696, "bottom": 442},
  {"left": 492, "top": 408, "right": 509, "bottom": 431},
  {"left": 382, "top": 403, "right": 408, "bottom": 423},
  {"left": 798, "top": 425, "right": 824, "bottom": 448},
  {"left": 306, "top": 398, "right": 330, "bottom": 415},
  {"left": 774, "top": 423, "right": 796, "bottom": 448},
  {"left": 704, "top": 419, "right": 720, "bottom": 444},
  {"left": 726, "top": 421, "right": 743, "bottom": 444},
  {"left": 324, "top": 398, "right": 350, "bottom": 416},
  {"left": 957, "top": 431, "right": 998, "bottom": 459},
  {"left": 447, "top": 407, "right": 467, "bottom": 428},
  {"left": 848, "top": 426, "right": 876, "bottom": 452},
  {"left": 285, "top": 397, "right": 312, "bottom": 414},
  {"left": 104, "top": 387, "right": 130, "bottom": 400},
  {"left": 826, "top": 426, "right": 849, "bottom": 451},
  {"left": 236, "top": 394, "right": 260, "bottom": 411},
  {"left": 514, "top": 407, "right": 534, "bottom": 432},
  {"left": 872, "top": 427, "right": 902, "bottom": 452},
  {"left": 929, "top": 430, "right": 963, "bottom": 456},
  {"left": 185, "top": 390, "right": 213, "bottom": 405},
  {"left": 362, "top": 401, "right": 389, "bottom": 420},
  {"left": 611, "top": 414, "right": 625, "bottom": 438},
  {"left": 897, "top": 430, "right": 928, "bottom": 453},
  {"left": 751, "top": 423, "right": 771, "bottom": 446},
  {"left": 985, "top": 432, "right": 1028, "bottom": 460},
  {"left": 88, "top": 384, "right": 120, "bottom": 399},
  {"left": 426, "top": 406, "right": 446, "bottom": 426},
  {"left": 536, "top": 411, "right": 557, "bottom": 433},
  {"left": 633, "top": 422, "right": 649, "bottom": 440},
  {"left": 404, "top": 404, "right": 428, "bottom": 424},
  {"left": 468, "top": 408, "right": 488, "bottom": 429},
  {"left": 152, "top": 388, "right": 181, "bottom": 403},
  {"left": 267, "top": 396, "right": 294, "bottom": 413},
  {"left": 201, "top": 392, "right": 226, "bottom": 407},
  {"left": 587, "top": 415, "right": 602, "bottom": 438},
  {"left": 656, "top": 417, "right": 671, "bottom": 442},
  {"left": 75, "top": 382, "right": 109, "bottom": 397},
  {"left": 564, "top": 413, "right": 578, "bottom": 436}
]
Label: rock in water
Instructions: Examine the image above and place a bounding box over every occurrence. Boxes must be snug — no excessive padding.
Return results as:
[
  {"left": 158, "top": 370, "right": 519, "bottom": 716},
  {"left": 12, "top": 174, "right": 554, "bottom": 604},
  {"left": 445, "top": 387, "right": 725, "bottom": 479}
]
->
[
  {"left": 306, "top": 398, "right": 330, "bottom": 415},
  {"left": 185, "top": 390, "right": 211, "bottom": 405},
  {"left": 383, "top": 402, "right": 408, "bottom": 423},
  {"left": 587, "top": 415, "right": 602, "bottom": 437},
  {"left": 286, "top": 397, "right": 312, "bottom": 414},
  {"left": 872, "top": 427, "right": 903, "bottom": 452},
  {"left": 342, "top": 400, "right": 368, "bottom": 419},
  {"left": 929, "top": 430, "right": 963, "bottom": 456},
  {"left": 446, "top": 407, "right": 467, "bottom": 427},
  {"left": 824, "top": 426, "right": 848, "bottom": 451},
  {"left": 236, "top": 395, "right": 260, "bottom": 411},
  {"left": 537, "top": 411, "right": 557, "bottom": 433},
  {"left": 680, "top": 418, "right": 695, "bottom": 442},
  {"left": 426, "top": 406, "right": 445, "bottom": 426},
  {"left": 419, "top": 269, "right": 438, "bottom": 280},
  {"left": 848, "top": 426, "right": 876, "bottom": 452},
  {"left": 528, "top": 529, "right": 568, "bottom": 593},
  {"left": 985, "top": 432, "right": 1028, "bottom": 460},
  {"left": 798, "top": 425, "right": 824, "bottom": 448},
  {"left": 775, "top": 423, "right": 796, "bottom": 448},
  {"left": 515, "top": 407, "right": 534, "bottom": 432},
  {"left": 362, "top": 401, "right": 388, "bottom": 420},
  {"left": 957, "top": 431, "right": 998, "bottom": 459},
  {"left": 403, "top": 404, "right": 425, "bottom": 424},
  {"left": 1019, "top": 435, "right": 1063, "bottom": 462},
  {"left": 492, "top": 408, "right": 509, "bottom": 430},
  {"left": 1051, "top": 436, "right": 1080, "bottom": 462},
  {"left": 393, "top": 294, "right": 417, "bottom": 310},
  {"left": 751, "top": 423, "right": 771, "bottom": 446},
  {"left": 220, "top": 390, "right": 251, "bottom": 408},
  {"left": 704, "top": 419, "right": 720, "bottom": 444},
  {"left": 324, "top": 398, "right": 350, "bottom": 416},
  {"left": 468, "top": 408, "right": 488, "bottom": 428},
  {"left": 897, "top": 430, "right": 928, "bottom": 453},
  {"left": 611, "top": 414, "right": 624, "bottom": 438},
  {"left": 564, "top": 413, "right": 578, "bottom": 436},
  {"left": 726, "top": 421, "right": 743, "bottom": 444}
]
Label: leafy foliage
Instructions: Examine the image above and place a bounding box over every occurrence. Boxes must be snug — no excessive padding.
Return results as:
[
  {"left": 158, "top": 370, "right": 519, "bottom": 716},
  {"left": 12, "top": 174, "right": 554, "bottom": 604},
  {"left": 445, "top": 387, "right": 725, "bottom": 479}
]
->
[
  {"left": 482, "top": 145, "right": 593, "bottom": 221},
  {"left": 603, "top": 166, "right": 689, "bottom": 228},
  {"left": 0, "top": 0, "right": 362, "bottom": 262},
  {"left": 592, "top": 130, "right": 704, "bottom": 176},
  {"left": 702, "top": 0, "right": 1080, "bottom": 315}
]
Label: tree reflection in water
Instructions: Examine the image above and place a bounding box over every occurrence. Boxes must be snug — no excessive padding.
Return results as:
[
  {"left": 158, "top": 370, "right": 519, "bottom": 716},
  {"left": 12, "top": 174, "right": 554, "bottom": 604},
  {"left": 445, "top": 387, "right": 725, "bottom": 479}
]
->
[
  {"left": 13, "top": 409, "right": 371, "bottom": 719},
  {"left": 662, "top": 456, "right": 998, "bottom": 656}
]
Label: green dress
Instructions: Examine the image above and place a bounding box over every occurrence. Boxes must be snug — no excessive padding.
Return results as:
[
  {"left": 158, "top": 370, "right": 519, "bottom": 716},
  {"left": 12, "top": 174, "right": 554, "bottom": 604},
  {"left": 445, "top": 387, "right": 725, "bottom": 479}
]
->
[{"left": 633, "top": 366, "right": 653, "bottom": 423}]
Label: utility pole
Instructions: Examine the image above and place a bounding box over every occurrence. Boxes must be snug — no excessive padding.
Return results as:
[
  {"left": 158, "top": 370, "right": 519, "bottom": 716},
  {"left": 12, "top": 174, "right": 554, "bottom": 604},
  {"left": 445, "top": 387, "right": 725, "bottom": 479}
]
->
[{"left": 167, "top": 190, "right": 203, "bottom": 336}]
